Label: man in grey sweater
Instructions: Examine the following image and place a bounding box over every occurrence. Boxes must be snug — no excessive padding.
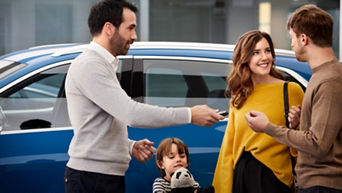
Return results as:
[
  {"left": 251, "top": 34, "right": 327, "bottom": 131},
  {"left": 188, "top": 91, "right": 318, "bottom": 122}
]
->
[{"left": 64, "top": 1, "right": 224, "bottom": 193}]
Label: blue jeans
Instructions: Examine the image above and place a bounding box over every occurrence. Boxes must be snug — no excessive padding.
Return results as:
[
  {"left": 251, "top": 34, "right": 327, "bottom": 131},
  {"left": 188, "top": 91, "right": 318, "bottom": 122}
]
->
[
  {"left": 299, "top": 186, "right": 342, "bottom": 193},
  {"left": 64, "top": 166, "right": 125, "bottom": 193}
]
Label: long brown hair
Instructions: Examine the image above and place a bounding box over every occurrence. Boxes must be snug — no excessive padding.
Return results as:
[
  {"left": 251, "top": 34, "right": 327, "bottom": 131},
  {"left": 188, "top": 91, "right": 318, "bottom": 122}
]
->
[{"left": 226, "top": 30, "right": 283, "bottom": 109}]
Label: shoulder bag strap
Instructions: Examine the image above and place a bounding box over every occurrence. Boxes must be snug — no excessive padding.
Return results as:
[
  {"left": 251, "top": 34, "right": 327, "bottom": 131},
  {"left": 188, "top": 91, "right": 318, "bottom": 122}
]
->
[
  {"left": 283, "top": 81, "right": 297, "bottom": 178},
  {"left": 283, "top": 81, "right": 289, "bottom": 128}
]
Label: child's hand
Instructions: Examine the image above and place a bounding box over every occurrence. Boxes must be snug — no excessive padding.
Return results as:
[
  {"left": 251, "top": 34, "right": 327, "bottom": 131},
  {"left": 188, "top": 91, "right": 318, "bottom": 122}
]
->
[{"left": 132, "top": 139, "right": 156, "bottom": 162}]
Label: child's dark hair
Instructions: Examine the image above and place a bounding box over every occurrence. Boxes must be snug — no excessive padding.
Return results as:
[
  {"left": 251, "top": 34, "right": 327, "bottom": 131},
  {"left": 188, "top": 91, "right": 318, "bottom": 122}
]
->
[{"left": 155, "top": 137, "right": 190, "bottom": 176}]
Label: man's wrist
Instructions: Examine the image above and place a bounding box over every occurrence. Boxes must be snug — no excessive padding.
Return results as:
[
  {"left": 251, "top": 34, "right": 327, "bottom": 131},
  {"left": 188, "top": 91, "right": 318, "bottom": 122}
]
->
[
  {"left": 264, "top": 122, "right": 277, "bottom": 136},
  {"left": 129, "top": 140, "right": 136, "bottom": 155}
]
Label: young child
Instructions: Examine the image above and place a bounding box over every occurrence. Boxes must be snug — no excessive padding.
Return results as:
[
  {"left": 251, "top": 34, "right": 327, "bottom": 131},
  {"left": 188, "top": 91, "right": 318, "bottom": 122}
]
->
[{"left": 153, "top": 137, "right": 200, "bottom": 193}]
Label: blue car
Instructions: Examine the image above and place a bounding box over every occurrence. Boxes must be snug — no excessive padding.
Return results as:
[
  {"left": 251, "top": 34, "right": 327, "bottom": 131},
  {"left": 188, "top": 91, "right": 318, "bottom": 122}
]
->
[{"left": 0, "top": 42, "right": 311, "bottom": 193}]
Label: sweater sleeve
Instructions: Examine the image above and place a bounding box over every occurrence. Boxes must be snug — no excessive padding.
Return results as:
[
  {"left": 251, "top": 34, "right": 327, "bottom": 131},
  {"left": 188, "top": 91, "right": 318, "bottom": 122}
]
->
[
  {"left": 265, "top": 80, "right": 342, "bottom": 157},
  {"left": 75, "top": 57, "right": 190, "bottom": 128},
  {"left": 128, "top": 139, "right": 136, "bottom": 155},
  {"left": 212, "top": 104, "right": 235, "bottom": 193}
]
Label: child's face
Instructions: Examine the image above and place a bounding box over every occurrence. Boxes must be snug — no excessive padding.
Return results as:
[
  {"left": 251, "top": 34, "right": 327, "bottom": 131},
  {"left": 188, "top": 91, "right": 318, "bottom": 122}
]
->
[{"left": 159, "top": 143, "right": 188, "bottom": 180}]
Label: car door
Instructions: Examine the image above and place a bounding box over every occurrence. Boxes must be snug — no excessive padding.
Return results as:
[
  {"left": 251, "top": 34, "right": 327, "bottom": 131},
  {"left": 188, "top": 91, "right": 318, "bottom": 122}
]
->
[
  {"left": 125, "top": 56, "right": 231, "bottom": 193},
  {"left": 0, "top": 58, "right": 132, "bottom": 193}
]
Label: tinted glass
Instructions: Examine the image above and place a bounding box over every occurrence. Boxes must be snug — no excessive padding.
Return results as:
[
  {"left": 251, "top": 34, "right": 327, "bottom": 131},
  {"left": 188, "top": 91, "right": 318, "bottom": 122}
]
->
[
  {"left": 0, "top": 61, "right": 123, "bottom": 131},
  {"left": 143, "top": 59, "right": 231, "bottom": 111},
  {"left": 0, "top": 65, "right": 69, "bottom": 131},
  {"left": 9, "top": 73, "right": 64, "bottom": 98}
]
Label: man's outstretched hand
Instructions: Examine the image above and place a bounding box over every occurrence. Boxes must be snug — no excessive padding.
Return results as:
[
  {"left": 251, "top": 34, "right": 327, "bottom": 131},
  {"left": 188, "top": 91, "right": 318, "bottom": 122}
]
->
[
  {"left": 245, "top": 111, "right": 269, "bottom": 132},
  {"left": 190, "top": 105, "right": 224, "bottom": 127}
]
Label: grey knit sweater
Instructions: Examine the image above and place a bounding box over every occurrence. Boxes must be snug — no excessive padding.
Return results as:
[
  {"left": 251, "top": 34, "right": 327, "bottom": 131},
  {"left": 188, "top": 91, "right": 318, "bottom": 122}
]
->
[{"left": 65, "top": 42, "right": 190, "bottom": 176}]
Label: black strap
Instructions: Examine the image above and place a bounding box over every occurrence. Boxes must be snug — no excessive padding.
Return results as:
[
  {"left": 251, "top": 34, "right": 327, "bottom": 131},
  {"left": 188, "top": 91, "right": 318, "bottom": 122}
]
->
[
  {"left": 283, "top": 81, "right": 297, "bottom": 177},
  {"left": 283, "top": 81, "right": 289, "bottom": 128}
]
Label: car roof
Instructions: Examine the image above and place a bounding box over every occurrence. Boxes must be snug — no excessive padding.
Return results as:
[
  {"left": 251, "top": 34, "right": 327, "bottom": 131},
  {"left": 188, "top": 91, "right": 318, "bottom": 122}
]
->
[
  {"left": 0, "top": 43, "right": 82, "bottom": 63},
  {"left": 0, "top": 41, "right": 297, "bottom": 63}
]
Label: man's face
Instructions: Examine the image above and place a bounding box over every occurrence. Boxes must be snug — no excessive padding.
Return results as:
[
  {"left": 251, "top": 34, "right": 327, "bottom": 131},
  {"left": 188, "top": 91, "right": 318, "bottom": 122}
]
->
[
  {"left": 111, "top": 8, "right": 137, "bottom": 56},
  {"left": 289, "top": 28, "right": 307, "bottom": 62}
]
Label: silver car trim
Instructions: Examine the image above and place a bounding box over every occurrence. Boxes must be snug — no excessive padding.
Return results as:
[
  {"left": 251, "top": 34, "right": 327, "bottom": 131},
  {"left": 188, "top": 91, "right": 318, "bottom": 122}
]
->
[
  {"left": 1, "top": 127, "right": 72, "bottom": 135},
  {"left": 276, "top": 66, "right": 308, "bottom": 87},
  {"left": 131, "top": 42, "right": 235, "bottom": 51},
  {"left": 133, "top": 55, "right": 232, "bottom": 64},
  {"left": 4, "top": 107, "right": 54, "bottom": 115}
]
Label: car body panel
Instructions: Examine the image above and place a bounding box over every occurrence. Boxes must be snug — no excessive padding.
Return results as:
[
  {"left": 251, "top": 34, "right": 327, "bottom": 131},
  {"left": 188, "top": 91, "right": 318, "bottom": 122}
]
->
[{"left": 0, "top": 128, "right": 72, "bottom": 193}]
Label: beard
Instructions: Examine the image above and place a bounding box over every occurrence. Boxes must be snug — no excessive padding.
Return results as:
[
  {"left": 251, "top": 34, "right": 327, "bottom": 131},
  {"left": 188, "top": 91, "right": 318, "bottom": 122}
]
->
[
  {"left": 294, "top": 44, "right": 307, "bottom": 62},
  {"left": 110, "top": 31, "right": 132, "bottom": 56}
]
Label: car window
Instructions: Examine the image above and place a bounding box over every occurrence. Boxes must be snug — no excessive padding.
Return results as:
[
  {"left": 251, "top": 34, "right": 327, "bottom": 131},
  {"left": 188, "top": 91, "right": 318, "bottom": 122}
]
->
[
  {"left": 142, "top": 59, "right": 231, "bottom": 111},
  {"left": 9, "top": 73, "right": 64, "bottom": 98},
  {"left": 0, "top": 61, "right": 124, "bottom": 131},
  {"left": 0, "top": 65, "right": 69, "bottom": 131}
]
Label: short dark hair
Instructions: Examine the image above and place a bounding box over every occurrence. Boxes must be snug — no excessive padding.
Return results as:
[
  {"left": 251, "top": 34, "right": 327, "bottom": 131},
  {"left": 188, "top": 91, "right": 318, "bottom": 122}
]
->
[
  {"left": 88, "top": 0, "right": 138, "bottom": 36},
  {"left": 155, "top": 138, "right": 190, "bottom": 177},
  {"left": 287, "top": 4, "right": 333, "bottom": 47}
]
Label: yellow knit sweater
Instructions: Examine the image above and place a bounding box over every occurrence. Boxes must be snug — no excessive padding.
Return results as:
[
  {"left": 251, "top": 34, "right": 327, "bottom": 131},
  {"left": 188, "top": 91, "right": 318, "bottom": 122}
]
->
[{"left": 213, "top": 82, "right": 304, "bottom": 193}]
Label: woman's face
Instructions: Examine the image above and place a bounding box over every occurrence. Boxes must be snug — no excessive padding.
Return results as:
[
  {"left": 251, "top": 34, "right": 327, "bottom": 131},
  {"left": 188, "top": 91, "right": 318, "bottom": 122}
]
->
[{"left": 248, "top": 37, "right": 273, "bottom": 81}]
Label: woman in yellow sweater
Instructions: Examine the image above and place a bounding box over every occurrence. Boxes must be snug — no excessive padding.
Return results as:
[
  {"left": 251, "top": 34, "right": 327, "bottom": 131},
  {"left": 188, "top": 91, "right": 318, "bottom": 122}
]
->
[{"left": 213, "top": 30, "right": 304, "bottom": 193}]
